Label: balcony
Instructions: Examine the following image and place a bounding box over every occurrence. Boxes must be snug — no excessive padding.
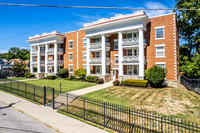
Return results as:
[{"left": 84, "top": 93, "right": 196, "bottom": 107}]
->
[
  {"left": 90, "top": 57, "right": 101, "bottom": 64},
  {"left": 32, "top": 50, "right": 37, "bottom": 54},
  {"left": 58, "top": 60, "right": 64, "bottom": 64},
  {"left": 48, "top": 60, "right": 54, "bottom": 64},
  {"left": 48, "top": 48, "right": 54, "bottom": 53},
  {"left": 90, "top": 42, "right": 110, "bottom": 50},
  {"left": 41, "top": 50, "right": 45, "bottom": 55},
  {"left": 41, "top": 60, "right": 45, "bottom": 64},
  {"left": 122, "top": 55, "right": 139, "bottom": 63},
  {"left": 122, "top": 37, "right": 139, "bottom": 46},
  {"left": 58, "top": 48, "right": 64, "bottom": 52},
  {"left": 32, "top": 61, "right": 37, "bottom": 64}
]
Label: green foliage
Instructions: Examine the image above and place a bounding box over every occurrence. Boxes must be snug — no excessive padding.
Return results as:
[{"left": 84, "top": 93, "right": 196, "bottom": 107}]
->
[
  {"left": 180, "top": 53, "right": 200, "bottom": 79},
  {"left": 58, "top": 68, "right": 69, "bottom": 78},
  {"left": 123, "top": 79, "right": 148, "bottom": 87},
  {"left": 64, "top": 78, "right": 71, "bottom": 80},
  {"left": 47, "top": 75, "right": 56, "bottom": 80},
  {"left": 97, "top": 78, "right": 104, "bottom": 84},
  {"left": 10, "top": 60, "right": 26, "bottom": 75},
  {"left": 75, "top": 68, "right": 86, "bottom": 80},
  {"left": 113, "top": 80, "right": 120, "bottom": 86},
  {"left": 145, "top": 65, "right": 166, "bottom": 87},
  {"left": 87, "top": 76, "right": 99, "bottom": 83},
  {"left": 26, "top": 74, "right": 35, "bottom": 78}
]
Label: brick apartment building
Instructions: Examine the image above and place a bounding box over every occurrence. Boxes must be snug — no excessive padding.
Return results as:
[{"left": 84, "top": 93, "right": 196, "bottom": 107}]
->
[{"left": 28, "top": 11, "right": 179, "bottom": 87}]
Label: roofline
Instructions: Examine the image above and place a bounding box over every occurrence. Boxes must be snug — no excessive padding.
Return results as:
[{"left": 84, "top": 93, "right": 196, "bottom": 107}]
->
[
  {"left": 149, "top": 12, "right": 176, "bottom": 19},
  {"left": 27, "top": 33, "right": 65, "bottom": 41},
  {"left": 82, "top": 14, "right": 146, "bottom": 30}
]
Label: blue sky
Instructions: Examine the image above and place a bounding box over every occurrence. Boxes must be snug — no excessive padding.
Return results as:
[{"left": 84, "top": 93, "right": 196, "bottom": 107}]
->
[{"left": 0, "top": 0, "right": 175, "bottom": 53}]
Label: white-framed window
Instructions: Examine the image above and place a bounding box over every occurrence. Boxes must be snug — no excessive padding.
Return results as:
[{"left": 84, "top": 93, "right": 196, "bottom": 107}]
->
[
  {"left": 127, "top": 49, "right": 132, "bottom": 56},
  {"left": 83, "top": 52, "right": 86, "bottom": 61},
  {"left": 106, "top": 51, "right": 110, "bottom": 58},
  {"left": 126, "top": 33, "right": 137, "bottom": 39},
  {"left": 114, "top": 55, "right": 119, "bottom": 64},
  {"left": 33, "top": 57, "right": 37, "bottom": 61},
  {"left": 83, "top": 38, "right": 87, "bottom": 47},
  {"left": 83, "top": 64, "right": 87, "bottom": 70},
  {"left": 96, "top": 52, "right": 100, "bottom": 58},
  {"left": 95, "top": 38, "right": 100, "bottom": 42},
  {"left": 127, "top": 65, "right": 138, "bottom": 75},
  {"left": 96, "top": 66, "right": 101, "bottom": 74},
  {"left": 156, "top": 62, "right": 166, "bottom": 68},
  {"left": 106, "top": 65, "right": 110, "bottom": 74},
  {"left": 68, "top": 53, "right": 73, "bottom": 61},
  {"left": 68, "top": 40, "right": 73, "bottom": 49},
  {"left": 58, "top": 55, "right": 63, "bottom": 60},
  {"left": 41, "top": 46, "right": 45, "bottom": 51},
  {"left": 114, "top": 40, "right": 118, "bottom": 50},
  {"left": 134, "top": 49, "right": 137, "bottom": 56},
  {"left": 106, "top": 37, "right": 109, "bottom": 43},
  {"left": 156, "top": 44, "right": 165, "bottom": 57},
  {"left": 155, "top": 26, "right": 164, "bottom": 39},
  {"left": 69, "top": 64, "right": 73, "bottom": 73}
]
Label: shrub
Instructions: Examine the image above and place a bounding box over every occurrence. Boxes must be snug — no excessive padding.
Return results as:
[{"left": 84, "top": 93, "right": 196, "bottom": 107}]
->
[
  {"left": 119, "top": 81, "right": 124, "bottom": 86},
  {"left": 123, "top": 79, "right": 148, "bottom": 87},
  {"left": 64, "top": 78, "right": 71, "bottom": 80},
  {"left": 58, "top": 68, "right": 69, "bottom": 78},
  {"left": 29, "top": 74, "right": 35, "bottom": 78},
  {"left": 75, "top": 68, "right": 86, "bottom": 80},
  {"left": 25, "top": 73, "right": 29, "bottom": 78},
  {"left": 97, "top": 78, "right": 104, "bottom": 84},
  {"left": 47, "top": 75, "right": 56, "bottom": 80},
  {"left": 69, "top": 75, "right": 75, "bottom": 80},
  {"left": 145, "top": 65, "right": 166, "bottom": 87},
  {"left": 87, "top": 76, "right": 99, "bottom": 83},
  {"left": 113, "top": 80, "right": 120, "bottom": 86},
  {"left": 26, "top": 74, "right": 30, "bottom": 78}
]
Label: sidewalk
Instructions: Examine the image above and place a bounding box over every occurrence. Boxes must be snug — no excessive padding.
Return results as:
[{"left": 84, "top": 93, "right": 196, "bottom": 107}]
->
[
  {"left": 68, "top": 81, "right": 113, "bottom": 95},
  {"left": 0, "top": 91, "right": 107, "bottom": 133}
]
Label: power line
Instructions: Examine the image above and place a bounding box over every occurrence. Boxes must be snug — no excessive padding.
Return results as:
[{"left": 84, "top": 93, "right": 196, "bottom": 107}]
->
[{"left": 0, "top": 3, "right": 200, "bottom": 11}]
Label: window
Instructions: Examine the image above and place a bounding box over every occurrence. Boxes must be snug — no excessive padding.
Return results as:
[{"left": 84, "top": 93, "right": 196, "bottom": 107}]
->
[
  {"left": 127, "top": 65, "right": 138, "bottom": 75},
  {"left": 156, "top": 62, "right": 166, "bottom": 68},
  {"left": 114, "top": 55, "right": 119, "bottom": 64},
  {"left": 69, "top": 65, "right": 73, "bottom": 73},
  {"left": 96, "top": 66, "right": 101, "bottom": 74},
  {"left": 68, "top": 53, "right": 73, "bottom": 61},
  {"left": 96, "top": 52, "right": 100, "bottom": 58},
  {"left": 114, "top": 40, "right": 118, "bottom": 50},
  {"left": 127, "top": 49, "right": 132, "bottom": 56},
  {"left": 33, "top": 57, "right": 37, "bottom": 61},
  {"left": 83, "top": 64, "right": 87, "bottom": 70},
  {"left": 106, "top": 37, "right": 109, "bottom": 43},
  {"left": 58, "top": 55, "right": 63, "bottom": 60},
  {"left": 95, "top": 38, "right": 100, "bottom": 42},
  {"left": 156, "top": 45, "right": 165, "bottom": 57},
  {"left": 134, "top": 49, "right": 137, "bottom": 56},
  {"left": 69, "top": 40, "right": 73, "bottom": 49},
  {"left": 106, "top": 65, "right": 110, "bottom": 74},
  {"left": 83, "top": 52, "right": 86, "bottom": 60},
  {"left": 83, "top": 39, "right": 87, "bottom": 47},
  {"left": 41, "top": 47, "right": 45, "bottom": 51},
  {"left": 106, "top": 51, "right": 110, "bottom": 58},
  {"left": 127, "top": 33, "right": 132, "bottom": 39},
  {"left": 155, "top": 27, "right": 164, "bottom": 39}
]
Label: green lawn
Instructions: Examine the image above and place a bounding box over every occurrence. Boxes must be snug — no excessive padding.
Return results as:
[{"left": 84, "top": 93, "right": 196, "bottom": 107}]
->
[
  {"left": 23, "top": 79, "right": 96, "bottom": 92},
  {"left": 84, "top": 86, "right": 200, "bottom": 124},
  {"left": 7, "top": 77, "right": 31, "bottom": 81}
]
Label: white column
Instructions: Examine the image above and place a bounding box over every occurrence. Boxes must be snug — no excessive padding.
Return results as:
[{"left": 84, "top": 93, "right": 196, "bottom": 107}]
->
[
  {"left": 86, "top": 37, "right": 90, "bottom": 75},
  {"left": 118, "top": 32, "right": 123, "bottom": 76},
  {"left": 54, "top": 42, "right": 58, "bottom": 74},
  {"left": 45, "top": 44, "right": 48, "bottom": 74},
  {"left": 101, "top": 34, "right": 106, "bottom": 76},
  {"left": 138, "top": 28, "right": 144, "bottom": 77},
  {"left": 37, "top": 45, "right": 41, "bottom": 73},
  {"left": 30, "top": 46, "right": 33, "bottom": 73}
]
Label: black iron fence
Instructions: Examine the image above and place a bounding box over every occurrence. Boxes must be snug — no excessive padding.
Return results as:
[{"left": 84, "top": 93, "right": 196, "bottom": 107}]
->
[
  {"left": 0, "top": 79, "right": 59, "bottom": 106},
  {"left": 181, "top": 75, "right": 200, "bottom": 94},
  {"left": 58, "top": 93, "right": 200, "bottom": 133}
]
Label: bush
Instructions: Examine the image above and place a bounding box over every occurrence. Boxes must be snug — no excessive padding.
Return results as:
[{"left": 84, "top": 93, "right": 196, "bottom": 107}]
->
[
  {"left": 75, "top": 68, "right": 86, "bottom": 80},
  {"left": 87, "top": 76, "right": 99, "bottom": 83},
  {"left": 113, "top": 80, "right": 120, "bottom": 86},
  {"left": 25, "top": 73, "right": 29, "bottom": 78},
  {"left": 97, "top": 78, "right": 104, "bottom": 84},
  {"left": 123, "top": 79, "right": 148, "bottom": 87},
  {"left": 64, "top": 78, "right": 71, "bottom": 80},
  {"left": 59, "top": 68, "right": 69, "bottom": 78},
  {"left": 47, "top": 75, "right": 56, "bottom": 80},
  {"left": 25, "top": 73, "right": 35, "bottom": 78},
  {"left": 119, "top": 81, "right": 124, "bottom": 86},
  {"left": 145, "top": 65, "right": 166, "bottom": 87},
  {"left": 29, "top": 74, "right": 35, "bottom": 78},
  {"left": 69, "top": 75, "right": 75, "bottom": 80},
  {"left": 26, "top": 74, "right": 30, "bottom": 78}
]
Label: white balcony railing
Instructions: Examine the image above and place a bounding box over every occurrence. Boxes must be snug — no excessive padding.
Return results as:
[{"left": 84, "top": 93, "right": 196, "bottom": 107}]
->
[
  {"left": 106, "top": 58, "right": 110, "bottom": 62},
  {"left": 122, "top": 37, "right": 139, "bottom": 46},
  {"left": 58, "top": 48, "right": 64, "bottom": 52},
  {"left": 32, "top": 50, "right": 37, "bottom": 54},
  {"left": 48, "top": 60, "right": 54, "bottom": 64},
  {"left": 32, "top": 61, "right": 37, "bottom": 64},
  {"left": 58, "top": 60, "right": 64, "bottom": 64},
  {"left": 40, "top": 60, "right": 45, "bottom": 64},
  {"left": 48, "top": 48, "right": 54, "bottom": 52},
  {"left": 90, "top": 42, "right": 101, "bottom": 49},
  {"left": 90, "top": 57, "right": 102, "bottom": 64},
  {"left": 122, "top": 55, "right": 139, "bottom": 63}
]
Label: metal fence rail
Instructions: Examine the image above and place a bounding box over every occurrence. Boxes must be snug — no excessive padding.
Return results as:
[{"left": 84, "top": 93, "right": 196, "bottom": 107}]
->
[
  {"left": 181, "top": 75, "right": 200, "bottom": 94},
  {"left": 59, "top": 93, "right": 200, "bottom": 133}
]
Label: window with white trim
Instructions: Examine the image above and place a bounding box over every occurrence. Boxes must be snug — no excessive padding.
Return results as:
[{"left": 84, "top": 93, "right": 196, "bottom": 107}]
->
[
  {"left": 127, "top": 65, "right": 138, "bottom": 75},
  {"left": 96, "top": 66, "right": 101, "bottom": 74},
  {"left": 156, "top": 63, "right": 166, "bottom": 68},
  {"left": 68, "top": 53, "right": 73, "bottom": 61},
  {"left": 106, "top": 65, "right": 109, "bottom": 74},
  {"left": 155, "top": 28, "right": 164, "bottom": 39},
  {"left": 114, "top": 40, "right": 118, "bottom": 50},
  {"left": 58, "top": 55, "right": 63, "bottom": 60},
  {"left": 156, "top": 46, "right": 165, "bottom": 57},
  {"left": 127, "top": 49, "right": 132, "bottom": 56},
  {"left": 83, "top": 52, "right": 86, "bottom": 60},
  {"left": 83, "top": 65, "right": 87, "bottom": 70},
  {"left": 114, "top": 55, "right": 119, "bottom": 64},
  {"left": 83, "top": 39, "right": 87, "bottom": 47},
  {"left": 69, "top": 65, "right": 73, "bottom": 73},
  {"left": 106, "top": 51, "right": 110, "bottom": 58},
  {"left": 68, "top": 40, "right": 73, "bottom": 49},
  {"left": 96, "top": 52, "right": 100, "bottom": 58}
]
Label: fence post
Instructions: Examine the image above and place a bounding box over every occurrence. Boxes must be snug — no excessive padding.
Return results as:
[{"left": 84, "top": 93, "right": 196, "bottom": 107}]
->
[
  {"left": 52, "top": 87, "right": 55, "bottom": 110},
  {"left": 43, "top": 86, "right": 46, "bottom": 106},
  {"left": 129, "top": 107, "right": 131, "bottom": 133},
  {"left": 25, "top": 83, "right": 26, "bottom": 97},
  {"left": 67, "top": 93, "right": 68, "bottom": 113},
  {"left": 4, "top": 78, "right": 6, "bottom": 90},
  {"left": 17, "top": 81, "right": 19, "bottom": 95},
  {"left": 34, "top": 86, "right": 35, "bottom": 101},
  {"left": 104, "top": 101, "right": 105, "bottom": 128},
  {"left": 60, "top": 83, "right": 61, "bottom": 94},
  {"left": 161, "top": 115, "right": 163, "bottom": 133},
  {"left": 83, "top": 96, "right": 85, "bottom": 120}
]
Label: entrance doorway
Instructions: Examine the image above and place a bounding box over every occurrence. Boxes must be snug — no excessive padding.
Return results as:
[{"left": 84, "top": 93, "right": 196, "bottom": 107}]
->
[{"left": 113, "top": 70, "right": 119, "bottom": 81}]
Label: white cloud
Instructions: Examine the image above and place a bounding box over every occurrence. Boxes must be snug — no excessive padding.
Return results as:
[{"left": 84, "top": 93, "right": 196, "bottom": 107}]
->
[
  {"left": 144, "top": 1, "right": 172, "bottom": 17},
  {"left": 0, "top": 50, "right": 8, "bottom": 54}
]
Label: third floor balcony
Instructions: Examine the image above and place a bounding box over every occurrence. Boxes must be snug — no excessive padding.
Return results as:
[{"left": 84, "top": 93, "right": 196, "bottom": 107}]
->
[
  {"left": 122, "top": 37, "right": 139, "bottom": 46},
  {"left": 122, "top": 55, "right": 139, "bottom": 63},
  {"left": 90, "top": 42, "right": 110, "bottom": 50}
]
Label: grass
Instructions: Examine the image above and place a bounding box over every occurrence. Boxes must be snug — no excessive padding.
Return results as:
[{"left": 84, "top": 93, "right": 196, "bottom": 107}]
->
[
  {"left": 23, "top": 79, "right": 96, "bottom": 93},
  {"left": 7, "top": 77, "right": 30, "bottom": 80},
  {"left": 84, "top": 86, "right": 200, "bottom": 124}
]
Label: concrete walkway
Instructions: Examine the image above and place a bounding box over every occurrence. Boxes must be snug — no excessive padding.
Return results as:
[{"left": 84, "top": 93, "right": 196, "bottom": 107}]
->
[
  {"left": 0, "top": 91, "right": 107, "bottom": 133},
  {"left": 0, "top": 78, "right": 38, "bottom": 84},
  {"left": 68, "top": 81, "right": 113, "bottom": 95}
]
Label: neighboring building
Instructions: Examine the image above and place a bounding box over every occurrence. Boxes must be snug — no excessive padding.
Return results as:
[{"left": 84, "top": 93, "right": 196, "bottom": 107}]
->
[
  {"left": 0, "top": 58, "right": 14, "bottom": 76},
  {"left": 28, "top": 11, "right": 179, "bottom": 87}
]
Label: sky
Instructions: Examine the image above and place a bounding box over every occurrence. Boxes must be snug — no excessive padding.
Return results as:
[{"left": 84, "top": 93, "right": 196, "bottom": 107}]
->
[{"left": 0, "top": 0, "right": 175, "bottom": 53}]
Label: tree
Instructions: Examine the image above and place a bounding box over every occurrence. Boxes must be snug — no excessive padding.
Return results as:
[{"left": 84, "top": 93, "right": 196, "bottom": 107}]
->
[
  {"left": 75, "top": 68, "right": 86, "bottom": 80},
  {"left": 10, "top": 60, "right": 26, "bottom": 76},
  {"left": 58, "top": 68, "right": 69, "bottom": 78}
]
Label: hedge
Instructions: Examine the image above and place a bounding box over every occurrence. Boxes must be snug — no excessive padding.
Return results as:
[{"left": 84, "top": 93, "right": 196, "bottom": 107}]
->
[
  {"left": 87, "top": 76, "right": 99, "bottom": 83},
  {"left": 123, "top": 79, "right": 148, "bottom": 87},
  {"left": 47, "top": 75, "right": 56, "bottom": 80}
]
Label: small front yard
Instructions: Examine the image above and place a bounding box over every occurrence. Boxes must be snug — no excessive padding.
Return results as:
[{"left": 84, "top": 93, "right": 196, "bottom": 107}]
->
[
  {"left": 23, "top": 79, "right": 96, "bottom": 92},
  {"left": 84, "top": 86, "right": 200, "bottom": 124},
  {"left": 7, "top": 77, "right": 29, "bottom": 81}
]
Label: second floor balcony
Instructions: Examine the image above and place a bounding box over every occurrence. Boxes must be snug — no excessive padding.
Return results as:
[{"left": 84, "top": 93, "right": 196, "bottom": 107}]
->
[
  {"left": 122, "top": 37, "right": 139, "bottom": 46},
  {"left": 122, "top": 55, "right": 139, "bottom": 63},
  {"left": 90, "top": 42, "right": 110, "bottom": 50},
  {"left": 90, "top": 57, "right": 101, "bottom": 64},
  {"left": 48, "top": 60, "right": 54, "bottom": 64}
]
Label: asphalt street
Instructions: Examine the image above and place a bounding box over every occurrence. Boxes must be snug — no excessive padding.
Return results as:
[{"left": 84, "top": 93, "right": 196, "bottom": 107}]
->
[{"left": 0, "top": 102, "right": 57, "bottom": 133}]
